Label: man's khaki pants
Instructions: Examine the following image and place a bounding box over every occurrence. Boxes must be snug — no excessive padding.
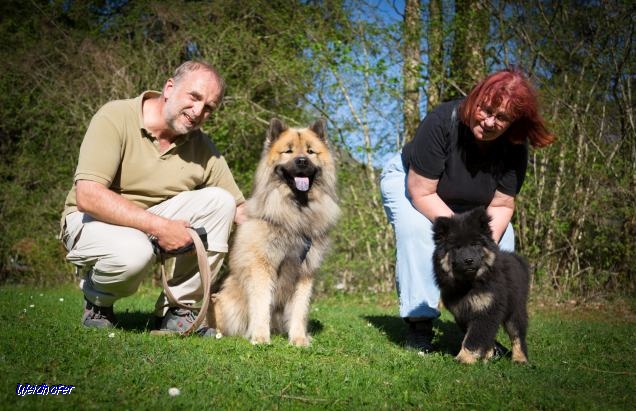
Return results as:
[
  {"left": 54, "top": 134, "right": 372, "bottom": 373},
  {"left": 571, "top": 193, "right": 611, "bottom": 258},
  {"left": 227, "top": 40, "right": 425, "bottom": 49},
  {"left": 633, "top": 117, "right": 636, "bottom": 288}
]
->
[{"left": 62, "top": 187, "right": 236, "bottom": 316}]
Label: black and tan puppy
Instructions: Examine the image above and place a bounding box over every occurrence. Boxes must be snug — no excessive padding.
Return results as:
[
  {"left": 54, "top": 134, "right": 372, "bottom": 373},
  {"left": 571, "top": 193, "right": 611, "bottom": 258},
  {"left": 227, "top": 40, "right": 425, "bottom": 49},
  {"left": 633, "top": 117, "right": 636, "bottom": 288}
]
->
[{"left": 432, "top": 207, "right": 530, "bottom": 364}]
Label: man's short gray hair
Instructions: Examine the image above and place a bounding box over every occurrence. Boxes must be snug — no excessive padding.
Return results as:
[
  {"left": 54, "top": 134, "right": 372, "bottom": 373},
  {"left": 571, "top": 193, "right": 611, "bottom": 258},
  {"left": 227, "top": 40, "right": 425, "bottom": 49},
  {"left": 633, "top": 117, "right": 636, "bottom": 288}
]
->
[{"left": 172, "top": 60, "right": 225, "bottom": 107}]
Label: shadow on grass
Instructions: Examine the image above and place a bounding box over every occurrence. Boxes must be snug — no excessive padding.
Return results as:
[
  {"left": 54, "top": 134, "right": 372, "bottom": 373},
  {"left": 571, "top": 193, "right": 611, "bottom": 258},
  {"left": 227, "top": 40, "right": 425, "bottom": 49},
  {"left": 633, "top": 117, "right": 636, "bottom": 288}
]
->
[
  {"left": 114, "top": 311, "right": 325, "bottom": 337},
  {"left": 116, "top": 310, "right": 156, "bottom": 332},
  {"left": 363, "top": 314, "right": 463, "bottom": 355}
]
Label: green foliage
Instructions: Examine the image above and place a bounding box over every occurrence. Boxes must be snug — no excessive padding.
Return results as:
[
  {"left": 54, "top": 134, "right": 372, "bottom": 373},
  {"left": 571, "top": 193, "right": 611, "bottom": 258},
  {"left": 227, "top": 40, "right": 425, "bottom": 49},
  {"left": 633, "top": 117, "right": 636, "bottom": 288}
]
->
[
  {"left": 318, "top": 154, "right": 395, "bottom": 294},
  {"left": 0, "top": 1, "right": 325, "bottom": 284},
  {"left": 1, "top": 285, "right": 635, "bottom": 409},
  {"left": 0, "top": 1, "right": 633, "bottom": 300},
  {"left": 508, "top": 0, "right": 636, "bottom": 297}
]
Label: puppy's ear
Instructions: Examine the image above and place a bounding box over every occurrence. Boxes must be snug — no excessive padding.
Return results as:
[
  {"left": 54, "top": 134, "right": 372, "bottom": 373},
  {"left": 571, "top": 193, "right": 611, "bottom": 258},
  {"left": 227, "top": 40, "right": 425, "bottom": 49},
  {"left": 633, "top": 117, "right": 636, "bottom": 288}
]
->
[
  {"left": 309, "top": 118, "right": 327, "bottom": 142},
  {"left": 266, "top": 118, "right": 288, "bottom": 147},
  {"left": 470, "top": 207, "right": 493, "bottom": 239},
  {"left": 432, "top": 216, "right": 452, "bottom": 245}
]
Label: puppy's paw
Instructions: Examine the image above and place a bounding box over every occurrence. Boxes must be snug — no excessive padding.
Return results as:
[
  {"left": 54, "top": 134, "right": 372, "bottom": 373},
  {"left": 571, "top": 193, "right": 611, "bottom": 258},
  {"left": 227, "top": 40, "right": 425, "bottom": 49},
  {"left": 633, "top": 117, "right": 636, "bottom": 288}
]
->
[
  {"left": 511, "top": 338, "right": 529, "bottom": 364},
  {"left": 512, "top": 352, "right": 529, "bottom": 364},
  {"left": 455, "top": 347, "right": 479, "bottom": 364}
]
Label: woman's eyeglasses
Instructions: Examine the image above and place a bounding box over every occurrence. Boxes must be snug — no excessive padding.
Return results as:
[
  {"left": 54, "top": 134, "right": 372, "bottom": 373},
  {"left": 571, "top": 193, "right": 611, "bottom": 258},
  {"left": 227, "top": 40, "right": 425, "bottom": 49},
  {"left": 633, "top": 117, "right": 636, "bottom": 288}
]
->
[{"left": 477, "top": 105, "right": 512, "bottom": 128}]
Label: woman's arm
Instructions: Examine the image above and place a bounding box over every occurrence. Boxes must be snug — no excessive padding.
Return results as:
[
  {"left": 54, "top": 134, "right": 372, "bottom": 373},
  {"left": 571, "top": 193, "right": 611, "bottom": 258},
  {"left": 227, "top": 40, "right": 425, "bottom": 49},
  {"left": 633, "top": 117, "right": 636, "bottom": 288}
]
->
[
  {"left": 408, "top": 168, "right": 515, "bottom": 243},
  {"left": 406, "top": 168, "right": 453, "bottom": 222},
  {"left": 486, "top": 190, "right": 515, "bottom": 242}
]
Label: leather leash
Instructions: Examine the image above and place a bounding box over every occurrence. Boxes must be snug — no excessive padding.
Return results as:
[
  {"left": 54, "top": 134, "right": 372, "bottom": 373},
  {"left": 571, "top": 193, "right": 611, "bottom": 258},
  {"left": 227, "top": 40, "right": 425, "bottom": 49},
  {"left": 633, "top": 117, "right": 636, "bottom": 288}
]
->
[{"left": 151, "top": 228, "right": 214, "bottom": 336}]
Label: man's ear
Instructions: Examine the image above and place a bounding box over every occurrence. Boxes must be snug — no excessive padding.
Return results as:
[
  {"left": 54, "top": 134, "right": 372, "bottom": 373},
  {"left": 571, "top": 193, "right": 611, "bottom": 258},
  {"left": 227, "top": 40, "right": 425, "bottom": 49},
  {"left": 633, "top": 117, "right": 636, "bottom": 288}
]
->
[{"left": 163, "top": 78, "right": 175, "bottom": 99}]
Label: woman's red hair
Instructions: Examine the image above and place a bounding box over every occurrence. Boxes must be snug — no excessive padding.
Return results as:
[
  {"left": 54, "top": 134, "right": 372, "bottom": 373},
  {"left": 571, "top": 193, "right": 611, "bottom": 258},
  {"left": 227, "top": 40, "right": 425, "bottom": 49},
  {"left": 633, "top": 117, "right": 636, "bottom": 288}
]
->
[{"left": 459, "top": 68, "right": 555, "bottom": 148}]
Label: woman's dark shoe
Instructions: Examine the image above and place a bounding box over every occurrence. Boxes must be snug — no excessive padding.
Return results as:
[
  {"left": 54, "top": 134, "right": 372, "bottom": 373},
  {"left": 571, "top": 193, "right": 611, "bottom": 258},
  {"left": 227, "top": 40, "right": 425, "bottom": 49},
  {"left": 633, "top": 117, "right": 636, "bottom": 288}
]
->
[{"left": 405, "top": 319, "right": 435, "bottom": 352}]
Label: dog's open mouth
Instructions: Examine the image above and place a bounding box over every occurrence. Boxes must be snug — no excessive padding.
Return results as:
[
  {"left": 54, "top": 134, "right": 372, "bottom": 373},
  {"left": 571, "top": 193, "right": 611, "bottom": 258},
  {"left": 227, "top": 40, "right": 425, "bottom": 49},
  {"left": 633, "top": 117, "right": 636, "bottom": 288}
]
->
[{"left": 275, "top": 157, "right": 318, "bottom": 193}]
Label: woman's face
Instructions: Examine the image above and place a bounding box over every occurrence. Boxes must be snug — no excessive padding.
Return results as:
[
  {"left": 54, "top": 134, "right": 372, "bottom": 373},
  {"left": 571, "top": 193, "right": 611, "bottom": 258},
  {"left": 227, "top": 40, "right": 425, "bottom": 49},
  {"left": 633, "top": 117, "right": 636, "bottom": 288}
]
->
[{"left": 470, "top": 100, "right": 514, "bottom": 142}]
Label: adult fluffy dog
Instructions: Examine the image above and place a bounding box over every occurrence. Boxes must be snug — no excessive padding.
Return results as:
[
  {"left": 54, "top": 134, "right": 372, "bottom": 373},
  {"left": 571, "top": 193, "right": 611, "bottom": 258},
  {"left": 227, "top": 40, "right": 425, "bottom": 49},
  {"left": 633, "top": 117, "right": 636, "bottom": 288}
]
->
[
  {"left": 212, "top": 118, "right": 340, "bottom": 347},
  {"left": 432, "top": 207, "right": 530, "bottom": 364}
]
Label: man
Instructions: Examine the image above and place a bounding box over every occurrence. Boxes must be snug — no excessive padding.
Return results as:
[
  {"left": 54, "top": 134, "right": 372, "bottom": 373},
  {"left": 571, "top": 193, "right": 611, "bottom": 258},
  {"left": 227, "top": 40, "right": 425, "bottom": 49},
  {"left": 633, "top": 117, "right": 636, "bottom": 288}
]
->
[{"left": 60, "top": 60, "right": 246, "bottom": 332}]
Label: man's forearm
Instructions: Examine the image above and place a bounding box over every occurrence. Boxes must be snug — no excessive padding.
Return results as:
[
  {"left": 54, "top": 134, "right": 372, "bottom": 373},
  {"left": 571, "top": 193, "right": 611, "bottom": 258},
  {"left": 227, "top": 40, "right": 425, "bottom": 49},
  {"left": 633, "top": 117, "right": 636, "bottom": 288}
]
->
[{"left": 75, "top": 180, "right": 167, "bottom": 237}]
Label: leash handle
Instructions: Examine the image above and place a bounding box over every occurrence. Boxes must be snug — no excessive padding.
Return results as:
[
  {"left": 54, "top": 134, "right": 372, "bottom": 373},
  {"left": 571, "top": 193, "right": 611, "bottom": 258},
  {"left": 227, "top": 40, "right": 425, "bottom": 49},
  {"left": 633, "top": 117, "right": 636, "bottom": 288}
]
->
[{"left": 159, "top": 227, "right": 213, "bottom": 336}]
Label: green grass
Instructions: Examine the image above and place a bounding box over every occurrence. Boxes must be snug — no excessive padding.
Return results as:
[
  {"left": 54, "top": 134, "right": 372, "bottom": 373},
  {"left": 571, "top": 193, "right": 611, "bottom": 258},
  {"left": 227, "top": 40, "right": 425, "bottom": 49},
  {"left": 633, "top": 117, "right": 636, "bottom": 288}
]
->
[{"left": 1, "top": 284, "right": 634, "bottom": 410}]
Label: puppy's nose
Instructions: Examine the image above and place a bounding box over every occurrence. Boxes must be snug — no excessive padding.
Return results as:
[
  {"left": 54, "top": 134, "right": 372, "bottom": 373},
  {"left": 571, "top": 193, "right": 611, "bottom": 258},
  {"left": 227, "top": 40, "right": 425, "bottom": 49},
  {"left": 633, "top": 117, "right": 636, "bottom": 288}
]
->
[{"left": 464, "top": 258, "right": 474, "bottom": 266}]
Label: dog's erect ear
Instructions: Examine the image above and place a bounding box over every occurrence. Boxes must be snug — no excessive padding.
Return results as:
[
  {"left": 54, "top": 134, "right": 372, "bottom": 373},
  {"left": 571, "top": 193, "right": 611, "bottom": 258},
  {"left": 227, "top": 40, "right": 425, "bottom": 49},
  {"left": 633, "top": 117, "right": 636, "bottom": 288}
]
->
[
  {"left": 432, "top": 216, "right": 452, "bottom": 245},
  {"left": 309, "top": 118, "right": 327, "bottom": 142},
  {"left": 468, "top": 207, "right": 493, "bottom": 238},
  {"left": 266, "top": 118, "right": 288, "bottom": 146},
  {"left": 478, "top": 207, "right": 493, "bottom": 237}
]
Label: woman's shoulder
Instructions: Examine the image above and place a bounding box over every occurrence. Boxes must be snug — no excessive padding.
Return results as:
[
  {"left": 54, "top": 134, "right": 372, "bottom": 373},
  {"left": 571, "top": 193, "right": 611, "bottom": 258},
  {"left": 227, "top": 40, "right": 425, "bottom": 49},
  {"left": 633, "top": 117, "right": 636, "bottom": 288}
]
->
[
  {"left": 421, "top": 99, "right": 463, "bottom": 129},
  {"left": 431, "top": 99, "right": 463, "bottom": 115}
]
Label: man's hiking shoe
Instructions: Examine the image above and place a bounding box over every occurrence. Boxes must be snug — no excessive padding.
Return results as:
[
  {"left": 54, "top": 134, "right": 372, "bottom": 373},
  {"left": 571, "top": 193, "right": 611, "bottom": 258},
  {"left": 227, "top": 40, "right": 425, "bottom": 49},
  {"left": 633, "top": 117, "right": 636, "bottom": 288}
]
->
[
  {"left": 158, "top": 307, "right": 215, "bottom": 336},
  {"left": 405, "top": 319, "right": 435, "bottom": 353},
  {"left": 82, "top": 298, "right": 116, "bottom": 328}
]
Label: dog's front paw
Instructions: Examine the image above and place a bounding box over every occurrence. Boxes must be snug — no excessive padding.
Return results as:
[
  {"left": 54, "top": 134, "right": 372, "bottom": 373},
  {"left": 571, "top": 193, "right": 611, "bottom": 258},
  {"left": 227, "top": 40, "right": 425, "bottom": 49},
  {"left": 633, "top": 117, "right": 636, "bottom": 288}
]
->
[
  {"left": 512, "top": 351, "right": 528, "bottom": 364},
  {"left": 250, "top": 334, "right": 271, "bottom": 345},
  {"left": 250, "top": 336, "right": 270, "bottom": 345},
  {"left": 455, "top": 347, "right": 480, "bottom": 364},
  {"left": 289, "top": 334, "right": 312, "bottom": 347},
  {"left": 511, "top": 338, "right": 529, "bottom": 364}
]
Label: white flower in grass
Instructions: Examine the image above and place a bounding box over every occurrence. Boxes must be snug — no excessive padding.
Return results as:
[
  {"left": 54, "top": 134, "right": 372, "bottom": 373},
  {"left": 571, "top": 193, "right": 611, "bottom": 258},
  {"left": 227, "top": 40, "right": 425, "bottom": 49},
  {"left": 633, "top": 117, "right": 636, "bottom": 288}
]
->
[
  {"left": 29, "top": 304, "right": 34, "bottom": 308},
  {"left": 168, "top": 387, "right": 181, "bottom": 397},
  {"left": 59, "top": 298, "right": 64, "bottom": 302},
  {"left": 108, "top": 332, "right": 115, "bottom": 338}
]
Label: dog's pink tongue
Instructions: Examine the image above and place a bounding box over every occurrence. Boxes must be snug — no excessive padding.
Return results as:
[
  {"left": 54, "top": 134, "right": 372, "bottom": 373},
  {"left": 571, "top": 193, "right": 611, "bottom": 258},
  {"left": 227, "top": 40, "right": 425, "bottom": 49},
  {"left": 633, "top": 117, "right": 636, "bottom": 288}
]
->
[{"left": 294, "top": 177, "right": 310, "bottom": 191}]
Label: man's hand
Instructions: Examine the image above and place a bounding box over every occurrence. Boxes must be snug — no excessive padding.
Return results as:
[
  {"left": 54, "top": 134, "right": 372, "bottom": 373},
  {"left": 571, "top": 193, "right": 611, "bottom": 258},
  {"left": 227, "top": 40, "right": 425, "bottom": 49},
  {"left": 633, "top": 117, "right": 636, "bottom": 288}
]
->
[
  {"left": 234, "top": 202, "right": 247, "bottom": 224},
  {"left": 152, "top": 219, "right": 193, "bottom": 253}
]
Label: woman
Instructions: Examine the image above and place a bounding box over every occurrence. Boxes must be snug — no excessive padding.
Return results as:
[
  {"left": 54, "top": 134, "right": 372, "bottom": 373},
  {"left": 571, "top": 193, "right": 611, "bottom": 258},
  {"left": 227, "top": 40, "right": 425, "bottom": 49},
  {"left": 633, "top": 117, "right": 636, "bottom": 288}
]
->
[{"left": 380, "top": 68, "right": 555, "bottom": 352}]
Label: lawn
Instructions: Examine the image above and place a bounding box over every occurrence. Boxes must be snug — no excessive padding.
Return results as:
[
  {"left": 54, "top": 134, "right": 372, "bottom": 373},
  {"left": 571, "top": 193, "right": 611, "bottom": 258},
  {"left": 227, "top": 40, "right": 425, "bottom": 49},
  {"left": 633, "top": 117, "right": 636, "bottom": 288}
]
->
[{"left": 1, "top": 283, "right": 634, "bottom": 410}]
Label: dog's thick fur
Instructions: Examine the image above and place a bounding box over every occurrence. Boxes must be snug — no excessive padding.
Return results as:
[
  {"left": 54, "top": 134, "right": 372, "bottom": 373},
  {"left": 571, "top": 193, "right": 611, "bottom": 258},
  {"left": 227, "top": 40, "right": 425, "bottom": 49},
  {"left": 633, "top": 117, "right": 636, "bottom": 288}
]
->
[
  {"left": 432, "top": 207, "right": 530, "bottom": 364},
  {"left": 212, "top": 118, "right": 340, "bottom": 346}
]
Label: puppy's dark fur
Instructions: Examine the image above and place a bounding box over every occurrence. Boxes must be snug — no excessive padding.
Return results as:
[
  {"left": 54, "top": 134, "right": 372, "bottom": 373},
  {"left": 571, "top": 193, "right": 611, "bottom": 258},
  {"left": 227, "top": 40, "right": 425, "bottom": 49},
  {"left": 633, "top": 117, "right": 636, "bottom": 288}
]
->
[{"left": 432, "top": 207, "right": 530, "bottom": 364}]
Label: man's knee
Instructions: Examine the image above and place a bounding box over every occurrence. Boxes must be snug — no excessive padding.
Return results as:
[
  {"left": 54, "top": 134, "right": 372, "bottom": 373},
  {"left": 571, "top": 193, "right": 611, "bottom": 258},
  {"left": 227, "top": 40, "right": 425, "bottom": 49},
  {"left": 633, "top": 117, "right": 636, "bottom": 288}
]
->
[
  {"left": 95, "top": 239, "right": 155, "bottom": 279},
  {"left": 197, "top": 187, "right": 236, "bottom": 220}
]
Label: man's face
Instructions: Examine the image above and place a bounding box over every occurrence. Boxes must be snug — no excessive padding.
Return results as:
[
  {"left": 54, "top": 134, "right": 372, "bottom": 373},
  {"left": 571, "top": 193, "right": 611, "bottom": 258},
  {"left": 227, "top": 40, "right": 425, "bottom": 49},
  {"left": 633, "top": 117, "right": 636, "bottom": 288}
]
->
[{"left": 162, "top": 69, "right": 221, "bottom": 135}]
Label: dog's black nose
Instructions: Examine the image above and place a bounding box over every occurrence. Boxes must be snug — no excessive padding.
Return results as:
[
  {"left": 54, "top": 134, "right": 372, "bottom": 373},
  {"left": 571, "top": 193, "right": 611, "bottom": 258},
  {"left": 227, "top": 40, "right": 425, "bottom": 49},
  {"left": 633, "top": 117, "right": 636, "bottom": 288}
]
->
[
  {"left": 464, "top": 258, "right": 474, "bottom": 266},
  {"left": 296, "top": 157, "right": 308, "bottom": 168}
]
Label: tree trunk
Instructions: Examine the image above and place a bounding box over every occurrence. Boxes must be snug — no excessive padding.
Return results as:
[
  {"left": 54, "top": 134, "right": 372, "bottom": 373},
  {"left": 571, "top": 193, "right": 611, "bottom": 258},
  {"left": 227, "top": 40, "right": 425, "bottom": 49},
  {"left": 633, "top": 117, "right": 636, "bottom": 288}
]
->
[
  {"left": 448, "top": 0, "right": 488, "bottom": 99},
  {"left": 402, "top": 0, "right": 421, "bottom": 143},
  {"left": 427, "top": 0, "right": 443, "bottom": 112}
]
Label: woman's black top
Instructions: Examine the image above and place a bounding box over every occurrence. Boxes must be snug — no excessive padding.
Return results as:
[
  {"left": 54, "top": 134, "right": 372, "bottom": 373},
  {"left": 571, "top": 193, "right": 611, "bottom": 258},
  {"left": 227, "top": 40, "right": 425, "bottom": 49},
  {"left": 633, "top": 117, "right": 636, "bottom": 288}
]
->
[{"left": 401, "top": 99, "right": 528, "bottom": 213}]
